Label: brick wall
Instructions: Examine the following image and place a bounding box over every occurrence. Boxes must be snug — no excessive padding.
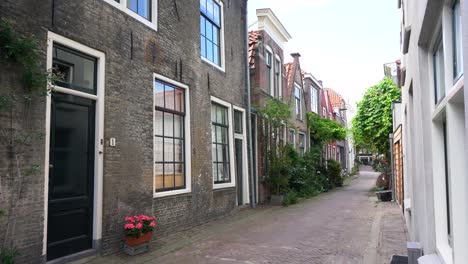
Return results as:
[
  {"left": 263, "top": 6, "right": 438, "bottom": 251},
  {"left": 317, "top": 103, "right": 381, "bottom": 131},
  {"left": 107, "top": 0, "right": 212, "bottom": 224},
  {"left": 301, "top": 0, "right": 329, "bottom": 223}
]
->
[{"left": 0, "top": 0, "right": 248, "bottom": 262}]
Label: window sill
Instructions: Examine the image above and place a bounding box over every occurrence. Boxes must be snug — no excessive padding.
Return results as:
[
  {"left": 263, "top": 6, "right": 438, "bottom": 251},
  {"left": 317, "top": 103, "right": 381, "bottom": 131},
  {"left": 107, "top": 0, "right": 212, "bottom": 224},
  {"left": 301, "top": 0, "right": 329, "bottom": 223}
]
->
[
  {"left": 102, "top": 0, "right": 157, "bottom": 32},
  {"left": 213, "top": 182, "right": 235, "bottom": 189},
  {"left": 201, "top": 57, "right": 225, "bottom": 73},
  {"left": 153, "top": 188, "right": 191, "bottom": 198}
]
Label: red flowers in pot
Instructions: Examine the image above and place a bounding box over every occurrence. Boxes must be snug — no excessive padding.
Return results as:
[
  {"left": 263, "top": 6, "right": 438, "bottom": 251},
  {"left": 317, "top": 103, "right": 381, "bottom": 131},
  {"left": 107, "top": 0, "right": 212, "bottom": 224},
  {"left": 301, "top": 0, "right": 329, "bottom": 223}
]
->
[{"left": 123, "top": 215, "right": 156, "bottom": 247}]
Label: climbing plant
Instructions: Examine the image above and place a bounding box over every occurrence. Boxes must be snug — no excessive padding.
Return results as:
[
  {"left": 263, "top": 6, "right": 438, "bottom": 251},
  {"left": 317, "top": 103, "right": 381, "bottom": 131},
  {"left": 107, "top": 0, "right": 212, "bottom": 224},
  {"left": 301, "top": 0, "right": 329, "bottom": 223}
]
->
[
  {"left": 307, "top": 112, "right": 347, "bottom": 145},
  {"left": 351, "top": 77, "right": 401, "bottom": 158},
  {"left": 0, "top": 19, "right": 58, "bottom": 262}
]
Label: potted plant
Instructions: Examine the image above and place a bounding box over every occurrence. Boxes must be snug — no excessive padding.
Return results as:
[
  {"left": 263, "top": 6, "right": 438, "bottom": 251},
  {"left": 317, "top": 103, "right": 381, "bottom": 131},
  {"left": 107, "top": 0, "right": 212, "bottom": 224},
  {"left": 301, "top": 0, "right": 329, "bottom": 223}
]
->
[{"left": 123, "top": 215, "right": 156, "bottom": 255}]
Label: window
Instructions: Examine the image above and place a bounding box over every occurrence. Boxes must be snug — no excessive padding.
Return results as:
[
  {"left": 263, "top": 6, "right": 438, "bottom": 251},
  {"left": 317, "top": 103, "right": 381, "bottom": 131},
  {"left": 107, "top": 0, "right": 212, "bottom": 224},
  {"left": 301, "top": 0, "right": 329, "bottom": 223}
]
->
[
  {"left": 127, "top": 0, "right": 151, "bottom": 20},
  {"left": 105, "top": 0, "right": 156, "bottom": 29},
  {"left": 154, "top": 80, "right": 186, "bottom": 192},
  {"left": 453, "top": 0, "right": 463, "bottom": 79},
  {"left": 266, "top": 50, "right": 272, "bottom": 95},
  {"left": 274, "top": 58, "right": 281, "bottom": 97},
  {"left": 295, "top": 83, "right": 302, "bottom": 120},
  {"left": 278, "top": 125, "right": 286, "bottom": 146},
  {"left": 234, "top": 110, "right": 243, "bottom": 134},
  {"left": 52, "top": 44, "right": 97, "bottom": 94},
  {"left": 433, "top": 36, "right": 445, "bottom": 104},
  {"left": 298, "top": 133, "right": 305, "bottom": 156},
  {"left": 212, "top": 103, "right": 231, "bottom": 184},
  {"left": 289, "top": 129, "right": 295, "bottom": 145},
  {"left": 201, "top": 0, "right": 221, "bottom": 66},
  {"left": 311, "top": 87, "right": 318, "bottom": 113}
]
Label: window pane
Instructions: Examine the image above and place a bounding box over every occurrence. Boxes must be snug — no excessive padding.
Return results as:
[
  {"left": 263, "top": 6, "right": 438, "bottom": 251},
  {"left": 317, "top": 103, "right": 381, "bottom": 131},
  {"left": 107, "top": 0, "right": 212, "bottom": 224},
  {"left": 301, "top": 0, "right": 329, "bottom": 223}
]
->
[
  {"left": 138, "top": 0, "right": 149, "bottom": 19},
  {"left": 200, "top": 0, "right": 206, "bottom": 13},
  {"left": 212, "top": 144, "right": 217, "bottom": 162},
  {"left": 201, "top": 36, "right": 206, "bottom": 58},
  {"left": 52, "top": 45, "right": 97, "bottom": 94},
  {"left": 212, "top": 26, "right": 218, "bottom": 45},
  {"left": 216, "top": 126, "right": 223, "bottom": 142},
  {"left": 212, "top": 163, "right": 219, "bottom": 182},
  {"left": 217, "top": 144, "right": 224, "bottom": 162},
  {"left": 154, "top": 81, "right": 164, "bottom": 107},
  {"left": 164, "top": 138, "right": 174, "bottom": 162},
  {"left": 164, "top": 113, "right": 174, "bottom": 137},
  {"left": 155, "top": 164, "right": 164, "bottom": 190},
  {"left": 174, "top": 139, "right": 183, "bottom": 162},
  {"left": 234, "top": 110, "right": 243, "bottom": 134},
  {"left": 154, "top": 137, "right": 163, "bottom": 162},
  {"left": 165, "top": 85, "right": 175, "bottom": 110},
  {"left": 164, "top": 164, "right": 175, "bottom": 188},
  {"left": 175, "top": 88, "right": 184, "bottom": 112},
  {"left": 207, "top": 40, "right": 213, "bottom": 62},
  {"left": 175, "top": 164, "right": 184, "bottom": 187},
  {"left": 127, "top": 0, "right": 137, "bottom": 12},
  {"left": 206, "top": 23, "right": 213, "bottom": 41},
  {"left": 174, "top": 115, "right": 183, "bottom": 138},
  {"left": 207, "top": 0, "right": 214, "bottom": 20},
  {"left": 217, "top": 163, "right": 224, "bottom": 182},
  {"left": 213, "top": 3, "right": 220, "bottom": 26},
  {"left": 211, "top": 104, "right": 217, "bottom": 123},
  {"left": 154, "top": 110, "right": 163, "bottom": 136},
  {"left": 222, "top": 163, "right": 230, "bottom": 181},
  {"left": 453, "top": 2, "right": 463, "bottom": 77},
  {"left": 200, "top": 16, "right": 206, "bottom": 36}
]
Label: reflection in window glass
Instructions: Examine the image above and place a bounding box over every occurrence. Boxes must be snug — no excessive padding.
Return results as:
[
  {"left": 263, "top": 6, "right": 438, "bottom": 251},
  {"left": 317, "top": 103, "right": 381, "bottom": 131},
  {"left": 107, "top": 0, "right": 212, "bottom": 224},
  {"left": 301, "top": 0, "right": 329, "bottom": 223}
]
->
[
  {"left": 154, "top": 80, "right": 186, "bottom": 192},
  {"left": 201, "top": 0, "right": 221, "bottom": 65},
  {"left": 212, "top": 103, "right": 231, "bottom": 184},
  {"left": 127, "top": 0, "right": 151, "bottom": 21},
  {"left": 453, "top": 1, "right": 463, "bottom": 78},
  {"left": 52, "top": 44, "right": 97, "bottom": 94}
]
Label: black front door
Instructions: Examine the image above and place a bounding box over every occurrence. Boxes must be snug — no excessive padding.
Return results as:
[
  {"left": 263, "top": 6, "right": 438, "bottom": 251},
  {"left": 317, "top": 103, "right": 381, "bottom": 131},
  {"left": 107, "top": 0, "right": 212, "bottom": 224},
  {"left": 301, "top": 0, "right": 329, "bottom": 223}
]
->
[
  {"left": 47, "top": 93, "right": 95, "bottom": 260},
  {"left": 235, "top": 138, "right": 243, "bottom": 205}
]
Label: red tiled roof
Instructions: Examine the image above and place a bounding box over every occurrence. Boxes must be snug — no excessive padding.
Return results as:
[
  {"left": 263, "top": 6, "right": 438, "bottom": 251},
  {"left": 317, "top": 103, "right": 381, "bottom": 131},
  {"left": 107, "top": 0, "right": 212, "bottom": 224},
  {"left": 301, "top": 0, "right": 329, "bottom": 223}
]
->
[
  {"left": 324, "top": 88, "right": 344, "bottom": 109},
  {"left": 248, "top": 31, "right": 259, "bottom": 68}
]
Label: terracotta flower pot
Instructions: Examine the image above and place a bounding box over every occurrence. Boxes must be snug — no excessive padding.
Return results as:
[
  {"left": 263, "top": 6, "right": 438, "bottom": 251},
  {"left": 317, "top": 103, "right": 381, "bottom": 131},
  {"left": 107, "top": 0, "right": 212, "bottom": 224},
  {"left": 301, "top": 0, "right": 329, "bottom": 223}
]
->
[{"left": 125, "top": 231, "right": 153, "bottom": 247}]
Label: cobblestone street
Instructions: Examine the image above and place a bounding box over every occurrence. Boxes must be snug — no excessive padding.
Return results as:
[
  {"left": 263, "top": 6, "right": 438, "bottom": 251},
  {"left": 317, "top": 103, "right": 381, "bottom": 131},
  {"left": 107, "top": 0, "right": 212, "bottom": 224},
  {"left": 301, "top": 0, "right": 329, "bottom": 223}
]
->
[{"left": 81, "top": 167, "right": 407, "bottom": 264}]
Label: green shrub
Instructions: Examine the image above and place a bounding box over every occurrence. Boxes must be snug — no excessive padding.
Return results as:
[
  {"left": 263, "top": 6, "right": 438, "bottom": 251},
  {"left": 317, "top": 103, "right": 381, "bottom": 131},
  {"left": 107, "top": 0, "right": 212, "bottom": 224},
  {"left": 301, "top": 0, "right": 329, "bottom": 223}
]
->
[
  {"left": 327, "top": 159, "right": 343, "bottom": 187},
  {"left": 0, "top": 248, "right": 19, "bottom": 264},
  {"left": 282, "top": 192, "right": 298, "bottom": 206},
  {"left": 268, "top": 144, "right": 295, "bottom": 195}
]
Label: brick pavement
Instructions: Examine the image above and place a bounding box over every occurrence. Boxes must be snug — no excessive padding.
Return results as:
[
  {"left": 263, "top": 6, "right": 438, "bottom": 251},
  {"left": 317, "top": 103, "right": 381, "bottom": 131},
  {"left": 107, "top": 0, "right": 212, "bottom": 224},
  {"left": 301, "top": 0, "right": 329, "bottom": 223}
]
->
[{"left": 77, "top": 166, "right": 407, "bottom": 264}]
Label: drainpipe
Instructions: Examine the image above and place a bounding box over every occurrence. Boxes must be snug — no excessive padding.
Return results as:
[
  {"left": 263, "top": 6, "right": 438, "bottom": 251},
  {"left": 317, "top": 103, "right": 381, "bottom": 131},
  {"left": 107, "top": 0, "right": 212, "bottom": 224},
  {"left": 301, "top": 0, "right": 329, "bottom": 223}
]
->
[
  {"left": 245, "top": 0, "right": 256, "bottom": 208},
  {"left": 389, "top": 133, "right": 395, "bottom": 201}
]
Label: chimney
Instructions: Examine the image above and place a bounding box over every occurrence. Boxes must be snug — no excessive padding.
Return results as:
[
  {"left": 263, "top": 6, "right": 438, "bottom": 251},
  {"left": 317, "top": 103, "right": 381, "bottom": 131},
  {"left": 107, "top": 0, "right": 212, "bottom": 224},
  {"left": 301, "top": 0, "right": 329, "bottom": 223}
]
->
[{"left": 291, "top": 53, "right": 301, "bottom": 58}]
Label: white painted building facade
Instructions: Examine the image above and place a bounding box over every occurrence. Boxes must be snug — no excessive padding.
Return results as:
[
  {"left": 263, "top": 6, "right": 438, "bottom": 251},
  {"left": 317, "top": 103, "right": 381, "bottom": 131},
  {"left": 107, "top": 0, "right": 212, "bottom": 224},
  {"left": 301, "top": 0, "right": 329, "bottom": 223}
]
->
[{"left": 399, "top": 0, "right": 468, "bottom": 263}]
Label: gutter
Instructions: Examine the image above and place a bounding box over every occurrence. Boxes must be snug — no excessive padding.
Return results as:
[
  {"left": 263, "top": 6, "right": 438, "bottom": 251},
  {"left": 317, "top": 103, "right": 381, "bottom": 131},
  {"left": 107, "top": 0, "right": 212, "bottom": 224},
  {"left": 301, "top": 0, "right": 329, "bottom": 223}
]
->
[{"left": 245, "top": 0, "right": 256, "bottom": 208}]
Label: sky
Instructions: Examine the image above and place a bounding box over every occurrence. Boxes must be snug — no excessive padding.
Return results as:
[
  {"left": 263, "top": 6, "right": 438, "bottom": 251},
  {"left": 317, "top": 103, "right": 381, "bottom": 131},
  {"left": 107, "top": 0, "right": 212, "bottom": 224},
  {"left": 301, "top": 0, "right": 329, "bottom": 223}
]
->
[{"left": 247, "top": 0, "right": 401, "bottom": 111}]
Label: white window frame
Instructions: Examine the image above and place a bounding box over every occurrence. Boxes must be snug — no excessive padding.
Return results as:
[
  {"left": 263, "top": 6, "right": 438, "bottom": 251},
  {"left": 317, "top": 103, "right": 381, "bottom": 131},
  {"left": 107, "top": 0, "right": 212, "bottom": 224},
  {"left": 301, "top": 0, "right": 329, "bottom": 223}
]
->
[
  {"left": 275, "top": 54, "right": 282, "bottom": 98},
  {"left": 102, "top": 0, "right": 157, "bottom": 31},
  {"left": 298, "top": 132, "right": 306, "bottom": 156},
  {"left": 44, "top": 32, "right": 106, "bottom": 256},
  {"left": 153, "top": 73, "right": 192, "bottom": 198},
  {"left": 201, "top": 0, "right": 226, "bottom": 72},
  {"left": 233, "top": 106, "right": 250, "bottom": 204},
  {"left": 428, "top": 10, "right": 467, "bottom": 263},
  {"left": 289, "top": 128, "right": 295, "bottom": 146},
  {"left": 311, "top": 86, "right": 318, "bottom": 114},
  {"left": 452, "top": 0, "right": 463, "bottom": 81},
  {"left": 294, "top": 82, "right": 302, "bottom": 120},
  {"left": 265, "top": 45, "right": 273, "bottom": 96},
  {"left": 211, "top": 96, "right": 236, "bottom": 189}
]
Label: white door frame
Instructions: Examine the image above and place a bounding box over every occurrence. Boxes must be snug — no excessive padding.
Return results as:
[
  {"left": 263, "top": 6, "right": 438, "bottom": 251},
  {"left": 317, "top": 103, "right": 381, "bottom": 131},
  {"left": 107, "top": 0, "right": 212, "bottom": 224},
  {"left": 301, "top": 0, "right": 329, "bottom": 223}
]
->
[
  {"left": 43, "top": 32, "right": 105, "bottom": 256},
  {"left": 233, "top": 106, "right": 250, "bottom": 205}
]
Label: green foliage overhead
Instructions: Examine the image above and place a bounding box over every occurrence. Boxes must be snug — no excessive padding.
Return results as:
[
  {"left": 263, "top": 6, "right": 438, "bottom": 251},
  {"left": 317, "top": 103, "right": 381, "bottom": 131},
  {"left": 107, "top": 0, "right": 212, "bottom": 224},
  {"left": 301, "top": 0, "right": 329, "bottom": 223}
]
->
[
  {"left": 307, "top": 112, "right": 347, "bottom": 144},
  {"left": 351, "top": 77, "right": 401, "bottom": 157},
  {"left": 258, "top": 98, "right": 292, "bottom": 129}
]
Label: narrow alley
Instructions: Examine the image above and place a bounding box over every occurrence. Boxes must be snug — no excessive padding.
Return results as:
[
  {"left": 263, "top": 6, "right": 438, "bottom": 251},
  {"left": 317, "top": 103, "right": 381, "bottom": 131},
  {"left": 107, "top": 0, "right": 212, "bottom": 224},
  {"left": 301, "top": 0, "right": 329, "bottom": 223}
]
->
[{"left": 81, "top": 167, "right": 407, "bottom": 264}]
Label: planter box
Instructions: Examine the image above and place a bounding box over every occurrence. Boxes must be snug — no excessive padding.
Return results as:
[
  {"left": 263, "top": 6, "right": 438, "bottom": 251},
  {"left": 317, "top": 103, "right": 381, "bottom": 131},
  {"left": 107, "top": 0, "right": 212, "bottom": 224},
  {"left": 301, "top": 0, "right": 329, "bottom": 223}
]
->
[
  {"left": 123, "top": 231, "right": 153, "bottom": 255},
  {"left": 270, "top": 195, "right": 284, "bottom": 206},
  {"left": 376, "top": 190, "right": 392, "bottom": 202}
]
